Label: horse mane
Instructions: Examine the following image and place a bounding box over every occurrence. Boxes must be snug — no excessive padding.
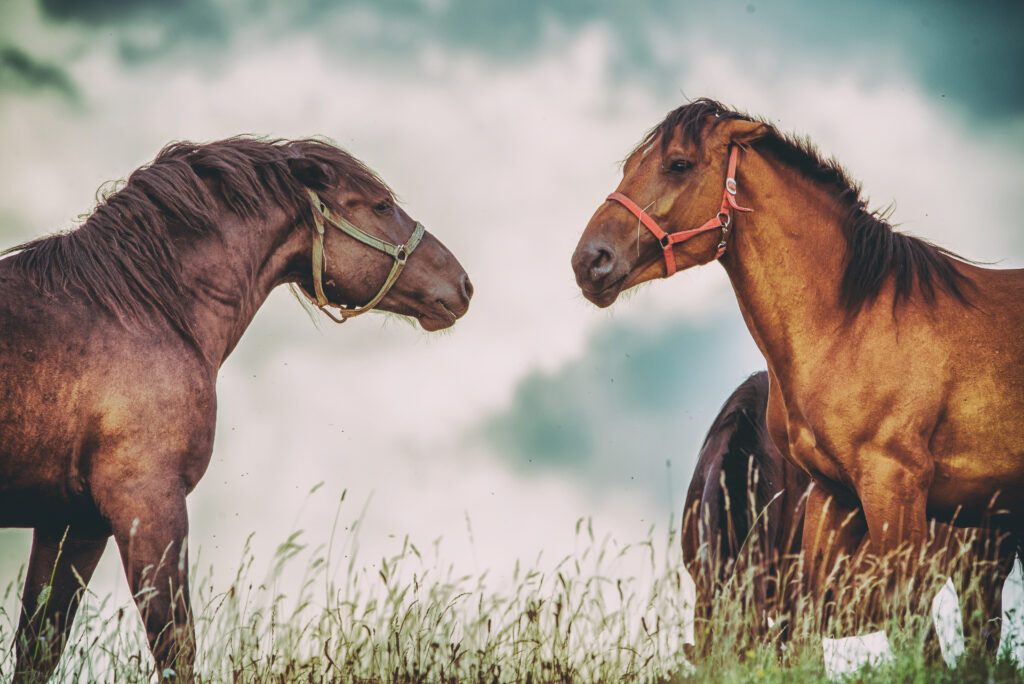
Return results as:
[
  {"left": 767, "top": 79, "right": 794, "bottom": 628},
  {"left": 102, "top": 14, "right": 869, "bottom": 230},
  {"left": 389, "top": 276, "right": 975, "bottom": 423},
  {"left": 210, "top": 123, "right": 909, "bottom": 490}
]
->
[
  {"left": 2, "top": 136, "right": 393, "bottom": 346},
  {"left": 638, "top": 98, "right": 974, "bottom": 316}
]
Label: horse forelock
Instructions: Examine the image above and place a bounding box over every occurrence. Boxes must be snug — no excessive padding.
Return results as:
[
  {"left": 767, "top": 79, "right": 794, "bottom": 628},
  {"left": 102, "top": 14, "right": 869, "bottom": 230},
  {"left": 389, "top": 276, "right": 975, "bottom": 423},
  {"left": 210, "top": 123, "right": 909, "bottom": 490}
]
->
[{"left": 632, "top": 97, "right": 751, "bottom": 158}]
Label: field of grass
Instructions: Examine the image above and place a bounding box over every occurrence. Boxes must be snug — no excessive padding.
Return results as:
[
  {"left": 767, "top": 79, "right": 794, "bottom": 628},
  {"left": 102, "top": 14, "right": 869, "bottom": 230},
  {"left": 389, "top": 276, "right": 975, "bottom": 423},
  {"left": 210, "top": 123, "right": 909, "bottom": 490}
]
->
[{"left": 2, "top": 493, "right": 1023, "bottom": 683}]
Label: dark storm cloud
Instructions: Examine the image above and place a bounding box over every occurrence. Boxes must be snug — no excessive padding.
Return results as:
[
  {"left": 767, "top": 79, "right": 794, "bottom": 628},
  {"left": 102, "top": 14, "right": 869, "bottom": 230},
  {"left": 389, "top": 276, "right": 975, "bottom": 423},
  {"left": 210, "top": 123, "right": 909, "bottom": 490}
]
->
[
  {"left": 740, "top": 0, "right": 1024, "bottom": 121},
  {"left": 37, "top": 0, "right": 228, "bottom": 63},
  {"left": 39, "top": 0, "right": 162, "bottom": 22},
  {"left": 481, "top": 313, "right": 764, "bottom": 503},
  {"left": 29, "top": 0, "right": 1024, "bottom": 121},
  {"left": 0, "top": 45, "right": 79, "bottom": 102}
]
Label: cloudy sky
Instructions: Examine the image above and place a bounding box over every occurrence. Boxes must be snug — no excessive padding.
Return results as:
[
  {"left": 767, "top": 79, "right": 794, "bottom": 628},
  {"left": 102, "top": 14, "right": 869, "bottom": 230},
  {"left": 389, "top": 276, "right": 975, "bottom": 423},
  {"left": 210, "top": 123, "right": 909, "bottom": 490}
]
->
[{"left": 1, "top": 0, "right": 1023, "bottom": 661}]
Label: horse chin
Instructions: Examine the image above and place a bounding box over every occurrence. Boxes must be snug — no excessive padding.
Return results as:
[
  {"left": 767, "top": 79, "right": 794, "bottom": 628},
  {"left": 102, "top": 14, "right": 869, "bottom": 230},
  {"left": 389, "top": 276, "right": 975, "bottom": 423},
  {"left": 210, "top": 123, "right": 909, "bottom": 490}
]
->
[
  {"left": 581, "top": 286, "right": 621, "bottom": 309},
  {"left": 378, "top": 295, "right": 462, "bottom": 332},
  {"left": 579, "top": 270, "right": 627, "bottom": 308},
  {"left": 417, "top": 313, "right": 457, "bottom": 332},
  {"left": 581, "top": 262, "right": 657, "bottom": 308}
]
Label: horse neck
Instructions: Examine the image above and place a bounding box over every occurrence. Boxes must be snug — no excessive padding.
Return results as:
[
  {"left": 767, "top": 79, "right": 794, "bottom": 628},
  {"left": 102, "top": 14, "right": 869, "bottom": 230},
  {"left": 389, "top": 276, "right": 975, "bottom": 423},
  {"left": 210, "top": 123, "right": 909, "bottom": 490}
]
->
[
  {"left": 180, "top": 204, "right": 308, "bottom": 367},
  {"left": 719, "top": 151, "right": 848, "bottom": 380}
]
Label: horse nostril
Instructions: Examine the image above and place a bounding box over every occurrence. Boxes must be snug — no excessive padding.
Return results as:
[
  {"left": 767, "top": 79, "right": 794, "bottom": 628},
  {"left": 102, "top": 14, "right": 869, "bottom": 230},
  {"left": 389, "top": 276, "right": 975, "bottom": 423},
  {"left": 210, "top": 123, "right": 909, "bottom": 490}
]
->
[
  {"left": 459, "top": 273, "right": 474, "bottom": 302},
  {"left": 588, "top": 245, "right": 615, "bottom": 281},
  {"left": 572, "top": 239, "right": 619, "bottom": 291}
]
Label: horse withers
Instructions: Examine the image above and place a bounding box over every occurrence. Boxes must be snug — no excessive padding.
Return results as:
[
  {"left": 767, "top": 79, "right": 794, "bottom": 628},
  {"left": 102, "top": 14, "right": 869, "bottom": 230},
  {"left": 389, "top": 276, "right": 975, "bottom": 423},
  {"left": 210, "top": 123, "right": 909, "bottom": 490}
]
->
[{"left": 0, "top": 137, "right": 473, "bottom": 681}]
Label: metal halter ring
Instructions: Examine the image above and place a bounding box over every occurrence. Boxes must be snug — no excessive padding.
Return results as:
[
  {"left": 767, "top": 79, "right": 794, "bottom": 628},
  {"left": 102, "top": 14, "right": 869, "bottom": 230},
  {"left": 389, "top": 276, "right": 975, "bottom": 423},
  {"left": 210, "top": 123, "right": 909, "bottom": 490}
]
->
[{"left": 717, "top": 225, "right": 730, "bottom": 251}]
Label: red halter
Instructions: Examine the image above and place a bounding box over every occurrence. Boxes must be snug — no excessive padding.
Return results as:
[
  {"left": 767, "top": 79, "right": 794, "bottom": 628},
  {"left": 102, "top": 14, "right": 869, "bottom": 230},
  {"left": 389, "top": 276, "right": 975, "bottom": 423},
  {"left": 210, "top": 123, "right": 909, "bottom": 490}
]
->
[{"left": 606, "top": 145, "right": 752, "bottom": 277}]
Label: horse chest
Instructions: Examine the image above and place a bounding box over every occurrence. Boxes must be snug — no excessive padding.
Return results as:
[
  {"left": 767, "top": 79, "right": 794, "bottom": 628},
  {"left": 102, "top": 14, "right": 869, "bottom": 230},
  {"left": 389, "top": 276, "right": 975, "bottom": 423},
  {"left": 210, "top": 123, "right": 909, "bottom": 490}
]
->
[
  {"left": 782, "top": 418, "right": 847, "bottom": 486},
  {"left": 767, "top": 375, "right": 855, "bottom": 488}
]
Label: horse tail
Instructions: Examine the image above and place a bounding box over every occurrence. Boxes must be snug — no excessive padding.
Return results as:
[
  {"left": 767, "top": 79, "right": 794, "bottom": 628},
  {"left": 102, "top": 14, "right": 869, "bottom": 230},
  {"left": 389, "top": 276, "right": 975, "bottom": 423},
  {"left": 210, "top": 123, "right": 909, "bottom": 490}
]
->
[{"left": 684, "top": 370, "right": 785, "bottom": 652}]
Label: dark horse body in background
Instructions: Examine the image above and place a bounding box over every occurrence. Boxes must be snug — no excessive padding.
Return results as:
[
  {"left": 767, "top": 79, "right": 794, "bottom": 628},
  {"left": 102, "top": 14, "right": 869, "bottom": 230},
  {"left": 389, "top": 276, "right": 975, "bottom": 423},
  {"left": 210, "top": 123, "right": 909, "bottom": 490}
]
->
[
  {"left": 681, "top": 372, "right": 1017, "bottom": 661},
  {"left": 681, "top": 372, "right": 808, "bottom": 659},
  {"left": 0, "top": 137, "right": 472, "bottom": 681}
]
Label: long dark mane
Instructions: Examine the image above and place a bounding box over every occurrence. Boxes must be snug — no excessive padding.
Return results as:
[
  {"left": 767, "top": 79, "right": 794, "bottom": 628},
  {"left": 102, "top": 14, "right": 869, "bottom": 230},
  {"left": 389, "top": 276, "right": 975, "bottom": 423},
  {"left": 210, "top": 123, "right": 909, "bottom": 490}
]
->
[
  {"left": 2, "top": 137, "right": 392, "bottom": 346},
  {"left": 638, "top": 98, "right": 973, "bottom": 315}
]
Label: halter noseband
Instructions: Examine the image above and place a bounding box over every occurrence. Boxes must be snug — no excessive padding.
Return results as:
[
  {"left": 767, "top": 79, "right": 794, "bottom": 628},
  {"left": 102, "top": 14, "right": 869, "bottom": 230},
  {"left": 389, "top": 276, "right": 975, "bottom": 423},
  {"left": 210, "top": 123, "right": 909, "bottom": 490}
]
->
[
  {"left": 606, "top": 145, "right": 752, "bottom": 277},
  {"left": 305, "top": 189, "right": 426, "bottom": 324}
]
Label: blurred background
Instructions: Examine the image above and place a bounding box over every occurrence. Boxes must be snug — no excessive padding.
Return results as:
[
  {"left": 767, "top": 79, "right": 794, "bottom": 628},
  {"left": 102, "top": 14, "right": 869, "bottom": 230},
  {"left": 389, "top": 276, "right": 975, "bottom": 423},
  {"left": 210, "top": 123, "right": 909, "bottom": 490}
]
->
[{"left": 1, "top": 0, "right": 1023, "bottom": 662}]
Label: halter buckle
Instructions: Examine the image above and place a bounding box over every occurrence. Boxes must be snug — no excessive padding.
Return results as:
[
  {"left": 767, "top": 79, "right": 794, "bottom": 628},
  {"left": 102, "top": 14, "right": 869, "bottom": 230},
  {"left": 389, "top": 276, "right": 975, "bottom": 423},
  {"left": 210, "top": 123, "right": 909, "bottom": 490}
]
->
[{"left": 725, "top": 178, "right": 738, "bottom": 195}]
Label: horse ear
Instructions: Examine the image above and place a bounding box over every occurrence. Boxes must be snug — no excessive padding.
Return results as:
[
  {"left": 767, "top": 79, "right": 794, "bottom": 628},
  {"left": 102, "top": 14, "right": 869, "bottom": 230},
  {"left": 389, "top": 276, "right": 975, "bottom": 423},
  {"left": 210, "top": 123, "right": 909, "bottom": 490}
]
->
[
  {"left": 287, "top": 156, "right": 333, "bottom": 191},
  {"left": 723, "top": 119, "right": 770, "bottom": 146}
]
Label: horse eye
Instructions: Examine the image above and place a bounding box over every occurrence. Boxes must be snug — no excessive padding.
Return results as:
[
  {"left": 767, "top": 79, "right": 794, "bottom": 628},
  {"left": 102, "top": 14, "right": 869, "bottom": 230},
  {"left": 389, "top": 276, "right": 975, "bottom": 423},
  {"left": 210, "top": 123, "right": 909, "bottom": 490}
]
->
[
  {"left": 373, "top": 200, "right": 392, "bottom": 214},
  {"left": 667, "top": 159, "right": 692, "bottom": 173}
]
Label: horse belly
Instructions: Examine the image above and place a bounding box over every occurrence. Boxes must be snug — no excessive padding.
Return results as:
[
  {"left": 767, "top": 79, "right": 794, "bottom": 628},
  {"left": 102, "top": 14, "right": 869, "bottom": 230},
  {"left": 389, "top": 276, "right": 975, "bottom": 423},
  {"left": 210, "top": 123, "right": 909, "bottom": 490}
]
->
[
  {"left": 929, "top": 449, "right": 1024, "bottom": 523},
  {"left": 929, "top": 369, "right": 1024, "bottom": 522},
  {"left": 0, "top": 327, "right": 96, "bottom": 526},
  {"left": 0, "top": 396, "right": 90, "bottom": 526}
]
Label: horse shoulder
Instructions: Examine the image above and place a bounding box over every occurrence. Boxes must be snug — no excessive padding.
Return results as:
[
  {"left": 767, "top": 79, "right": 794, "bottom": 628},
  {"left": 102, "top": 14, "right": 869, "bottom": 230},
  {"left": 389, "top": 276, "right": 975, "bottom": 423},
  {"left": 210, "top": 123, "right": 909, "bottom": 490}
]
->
[
  {"left": 82, "top": 339, "right": 218, "bottom": 502},
  {"left": 787, "top": 309, "right": 946, "bottom": 446}
]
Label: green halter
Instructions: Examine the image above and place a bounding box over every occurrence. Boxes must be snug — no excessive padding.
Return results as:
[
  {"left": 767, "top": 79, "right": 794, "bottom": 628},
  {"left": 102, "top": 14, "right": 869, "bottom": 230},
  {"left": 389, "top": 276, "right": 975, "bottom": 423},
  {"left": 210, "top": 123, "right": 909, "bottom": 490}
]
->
[{"left": 306, "top": 189, "right": 426, "bottom": 323}]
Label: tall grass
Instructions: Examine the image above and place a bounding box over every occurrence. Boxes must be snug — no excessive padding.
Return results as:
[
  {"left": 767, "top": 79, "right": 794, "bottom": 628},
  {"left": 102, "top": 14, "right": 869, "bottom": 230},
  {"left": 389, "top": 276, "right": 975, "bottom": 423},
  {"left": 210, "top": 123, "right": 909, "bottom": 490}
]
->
[{"left": 1, "top": 490, "right": 1022, "bottom": 682}]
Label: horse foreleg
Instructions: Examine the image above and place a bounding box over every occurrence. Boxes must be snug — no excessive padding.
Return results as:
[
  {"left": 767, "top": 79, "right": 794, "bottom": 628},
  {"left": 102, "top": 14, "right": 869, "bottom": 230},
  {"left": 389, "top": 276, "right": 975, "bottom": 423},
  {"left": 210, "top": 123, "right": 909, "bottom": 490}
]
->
[
  {"left": 800, "top": 483, "right": 867, "bottom": 637},
  {"left": 13, "top": 527, "right": 107, "bottom": 683},
  {"left": 856, "top": 453, "right": 941, "bottom": 655},
  {"left": 953, "top": 527, "right": 1015, "bottom": 660},
  {"left": 108, "top": 488, "right": 195, "bottom": 682}
]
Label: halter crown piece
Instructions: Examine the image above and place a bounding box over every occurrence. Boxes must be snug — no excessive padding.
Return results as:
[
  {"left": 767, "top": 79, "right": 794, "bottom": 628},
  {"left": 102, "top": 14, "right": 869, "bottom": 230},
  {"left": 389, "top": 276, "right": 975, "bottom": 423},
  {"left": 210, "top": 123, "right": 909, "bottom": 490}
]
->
[
  {"left": 305, "top": 189, "right": 426, "bottom": 323},
  {"left": 606, "top": 145, "right": 752, "bottom": 277}
]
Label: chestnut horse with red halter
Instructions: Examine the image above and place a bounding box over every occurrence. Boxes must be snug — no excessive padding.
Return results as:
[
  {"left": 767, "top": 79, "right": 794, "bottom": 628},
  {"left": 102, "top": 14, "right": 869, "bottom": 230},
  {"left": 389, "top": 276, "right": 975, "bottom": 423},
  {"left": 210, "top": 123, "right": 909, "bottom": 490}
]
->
[
  {"left": 0, "top": 137, "right": 472, "bottom": 681},
  {"left": 573, "top": 99, "right": 1023, "bottom": 654}
]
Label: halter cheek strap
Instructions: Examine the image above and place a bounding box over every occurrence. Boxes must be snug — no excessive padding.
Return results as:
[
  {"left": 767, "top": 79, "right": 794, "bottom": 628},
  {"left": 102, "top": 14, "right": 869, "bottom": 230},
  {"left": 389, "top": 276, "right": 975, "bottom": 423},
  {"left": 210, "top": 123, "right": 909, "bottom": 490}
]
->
[
  {"left": 305, "top": 189, "right": 426, "bottom": 324},
  {"left": 606, "top": 145, "right": 752, "bottom": 277}
]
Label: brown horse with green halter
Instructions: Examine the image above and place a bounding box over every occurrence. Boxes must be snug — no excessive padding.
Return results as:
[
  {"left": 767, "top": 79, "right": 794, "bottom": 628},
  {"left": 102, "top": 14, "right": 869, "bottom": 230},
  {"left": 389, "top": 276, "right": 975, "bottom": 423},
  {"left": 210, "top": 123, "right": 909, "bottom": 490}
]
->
[
  {"left": 0, "top": 137, "right": 473, "bottom": 681},
  {"left": 572, "top": 99, "right": 1023, "bottom": 654}
]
